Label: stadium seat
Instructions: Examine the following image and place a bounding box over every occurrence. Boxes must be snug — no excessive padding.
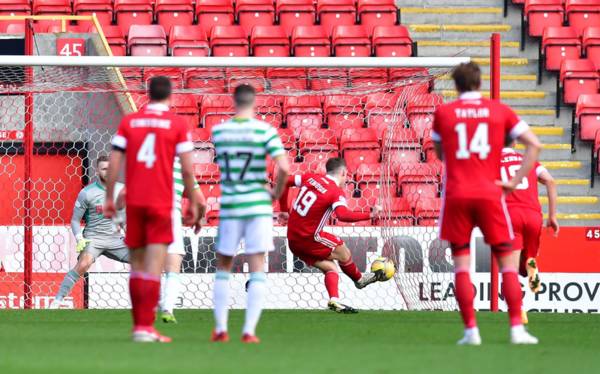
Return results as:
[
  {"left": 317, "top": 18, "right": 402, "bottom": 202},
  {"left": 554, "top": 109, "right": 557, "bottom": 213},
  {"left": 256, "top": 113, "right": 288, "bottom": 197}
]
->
[
  {"left": 559, "top": 59, "right": 599, "bottom": 109},
  {"left": 210, "top": 25, "right": 249, "bottom": 57},
  {"left": 277, "top": 0, "right": 316, "bottom": 36},
  {"left": 291, "top": 25, "right": 331, "bottom": 57},
  {"left": 143, "top": 67, "right": 184, "bottom": 88},
  {"left": 277, "top": 127, "right": 298, "bottom": 156},
  {"left": 192, "top": 142, "right": 216, "bottom": 164},
  {"left": 298, "top": 128, "right": 338, "bottom": 153},
  {"left": 594, "top": 131, "right": 600, "bottom": 181},
  {"left": 169, "top": 25, "right": 209, "bottom": 56},
  {"left": 524, "top": 0, "right": 565, "bottom": 38},
  {"left": 301, "top": 152, "right": 335, "bottom": 173},
  {"left": 170, "top": 93, "right": 200, "bottom": 127},
  {"left": 156, "top": 0, "right": 194, "bottom": 36},
  {"left": 128, "top": 25, "right": 168, "bottom": 56},
  {"left": 331, "top": 25, "right": 371, "bottom": 57},
  {"left": 317, "top": 0, "right": 356, "bottom": 37},
  {"left": 372, "top": 25, "right": 413, "bottom": 57},
  {"left": 324, "top": 95, "right": 366, "bottom": 132},
  {"left": 357, "top": 0, "right": 398, "bottom": 34},
  {"left": 226, "top": 68, "right": 266, "bottom": 92},
  {"left": 308, "top": 68, "right": 348, "bottom": 90},
  {"left": 383, "top": 128, "right": 420, "bottom": 150},
  {"left": 3, "top": 22, "right": 25, "bottom": 33},
  {"left": 340, "top": 128, "right": 379, "bottom": 149},
  {"left": 338, "top": 198, "right": 373, "bottom": 226},
  {"left": 195, "top": 0, "right": 234, "bottom": 36},
  {"left": 185, "top": 68, "right": 226, "bottom": 92},
  {"left": 114, "top": 0, "right": 153, "bottom": 33},
  {"left": 32, "top": 0, "right": 71, "bottom": 29},
  {"left": 237, "top": 0, "right": 275, "bottom": 35},
  {"left": 191, "top": 127, "right": 211, "bottom": 141},
  {"left": 415, "top": 197, "right": 441, "bottom": 226},
  {"left": 575, "top": 94, "right": 600, "bottom": 141},
  {"left": 388, "top": 149, "right": 421, "bottom": 169},
  {"left": 344, "top": 148, "right": 380, "bottom": 171},
  {"left": 389, "top": 68, "right": 432, "bottom": 95},
  {"left": 583, "top": 26, "right": 600, "bottom": 65},
  {"left": 73, "top": 0, "right": 113, "bottom": 27},
  {"left": 194, "top": 162, "right": 220, "bottom": 183},
  {"left": 0, "top": 0, "right": 30, "bottom": 31},
  {"left": 542, "top": 26, "right": 582, "bottom": 72},
  {"left": 400, "top": 183, "right": 438, "bottom": 207},
  {"left": 566, "top": 0, "right": 600, "bottom": 36},
  {"left": 267, "top": 68, "right": 308, "bottom": 91},
  {"left": 348, "top": 68, "right": 388, "bottom": 88},
  {"left": 199, "top": 184, "right": 221, "bottom": 199},
  {"left": 101, "top": 25, "right": 127, "bottom": 56},
  {"left": 353, "top": 162, "right": 381, "bottom": 183},
  {"left": 200, "top": 94, "right": 235, "bottom": 130},
  {"left": 375, "top": 197, "right": 413, "bottom": 226},
  {"left": 251, "top": 25, "right": 290, "bottom": 57},
  {"left": 283, "top": 95, "right": 323, "bottom": 135},
  {"left": 406, "top": 94, "right": 443, "bottom": 137},
  {"left": 396, "top": 162, "right": 439, "bottom": 185},
  {"left": 255, "top": 95, "right": 283, "bottom": 127}
]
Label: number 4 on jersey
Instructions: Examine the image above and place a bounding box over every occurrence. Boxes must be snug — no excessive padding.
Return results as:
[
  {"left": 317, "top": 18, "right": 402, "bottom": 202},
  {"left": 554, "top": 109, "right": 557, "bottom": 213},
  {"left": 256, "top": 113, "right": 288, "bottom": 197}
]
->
[
  {"left": 455, "top": 123, "right": 491, "bottom": 160},
  {"left": 137, "top": 133, "right": 157, "bottom": 168}
]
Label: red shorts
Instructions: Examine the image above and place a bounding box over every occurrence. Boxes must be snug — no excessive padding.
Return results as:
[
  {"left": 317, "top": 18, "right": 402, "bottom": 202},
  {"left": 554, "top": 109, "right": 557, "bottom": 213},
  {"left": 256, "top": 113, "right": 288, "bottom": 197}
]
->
[
  {"left": 125, "top": 205, "right": 174, "bottom": 248},
  {"left": 440, "top": 197, "right": 513, "bottom": 254},
  {"left": 288, "top": 232, "right": 344, "bottom": 266},
  {"left": 509, "top": 206, "right": 542, "bottom": 259}
]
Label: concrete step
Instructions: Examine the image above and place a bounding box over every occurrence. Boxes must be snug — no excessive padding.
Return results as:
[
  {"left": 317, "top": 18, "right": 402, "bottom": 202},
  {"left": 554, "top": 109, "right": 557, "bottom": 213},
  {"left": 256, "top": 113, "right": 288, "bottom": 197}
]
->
[
  {"left": 515, "top": 143, "right": 573, "bottom": 160},
  {"left": 540, "top": 196, "right": 598, "bottom": 204},
  {"left": 547, "top": 213, "right": 600, "bottom": 226},
  {"left": 417, "top": 40, "right": 522, "bottom": 58},
  {"left": 541, "top": 160, "right": 587, "bottom": 178},
  {"left": 408, "top": 24, "right": 521, "bottom": 41},
  {"left": 438, "top": 89, "right": 557, "bottom": 107},
  {"left": 515, "top": 108, "right": 558, "bottom": 126},
  {"left": 552, "top": 179, "right": 592, "bottom": 195},
  {"left": 400, "top": 7, "right": 504, "bottom": 24},
  {"left": 435, "top": 73, "right": 539, "bottom": 91},
  {"left": 473, "top": 58, "right": 539, "bottom": 75}
]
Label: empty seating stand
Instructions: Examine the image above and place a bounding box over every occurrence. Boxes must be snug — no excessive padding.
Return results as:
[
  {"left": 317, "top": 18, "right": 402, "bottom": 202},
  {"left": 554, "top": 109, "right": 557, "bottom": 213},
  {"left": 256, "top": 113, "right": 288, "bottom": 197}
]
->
[
  {"left": 372, "top": 25, "right": 413, "bottom": 57},
  {"left": 317, "top": 0, "right": 356, "bottom": 37},
  {"left": 210, "top": 25, "right": 249, "bottom": 56},
  {"left": 237, "top": 0, "right": 275, "bottom": 35},
  {"left": 332, "top": 25, "right": 371, "bottom": 57},
  {"left": 102, "top": 25, "right": 127, "bottom": 55},
  {"left": 583, "top": 26, "right": 600, "bottom": 66},
  {"left": 128, "top": 24, "right": 167, "bottom": 56},
  {"left": 73, "top": 0, "right": 113, "bottom": 27},
  {"left": 292, "top": 25, "right": 331, "bottom": 56},
  {"left": 156, "top": 0, "right": 194, "bottom": 36},
  {"left": 251, "top": 25, "right": 290, "bottom": 56},
  {"left": 541, "top": 26, "right": 582, "bottom": 77},
  {"left": 574, "top": 94, "right": 600, "bottom": 149},
  {"left": 523, "top": 0, "right": 565, "bottom": 46},
  {"left": 277, "top": 0, "right": 315, "bottom": 36},
  {"left": 357, "top": 0, "right": 398, "bottom": 34},
  {"left": 0, "top": 0, "right": 30, "bottom": 30},
  {"left": 114, "top": 0, "right": 153, "bottom": 33},
  {"left": 195, "top": 0, "right": 234, "bottom": 36},
  {"left": 33, "top": 0, "right": 72, "bottom": 28},
  {"left": 558, "top": 58, "right": 599, "bottom": 116},
  {"left": 169, "top": 25, "right": 209, "bottom": 56},
  {"left": 566, "top": 0, "right": 600, "bottom": 36}
]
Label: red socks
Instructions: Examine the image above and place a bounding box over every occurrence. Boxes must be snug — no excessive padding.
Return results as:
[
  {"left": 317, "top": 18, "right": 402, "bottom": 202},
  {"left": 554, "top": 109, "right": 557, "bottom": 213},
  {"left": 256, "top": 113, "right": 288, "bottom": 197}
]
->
[
  {"left": 324, "top": 271, "right": 339, "bottom": 299},
  {"left": 455, "top": 268, "right": 477, "bottom": 328},
  {"left": 501, "top": 269, "right": 523, "bottom": 326},
  {"left": 130, "top": 272, "right": 161, "bottom": 328},
  {"left": 339, "top": 259, "right": 362, "bottom": 282}
]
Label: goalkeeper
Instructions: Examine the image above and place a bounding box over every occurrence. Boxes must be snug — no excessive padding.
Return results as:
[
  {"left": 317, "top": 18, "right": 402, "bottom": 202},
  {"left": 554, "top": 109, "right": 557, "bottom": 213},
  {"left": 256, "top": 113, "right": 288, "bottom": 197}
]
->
[{"left": 50, "top": 155, "right": 128, "bottom": 308}]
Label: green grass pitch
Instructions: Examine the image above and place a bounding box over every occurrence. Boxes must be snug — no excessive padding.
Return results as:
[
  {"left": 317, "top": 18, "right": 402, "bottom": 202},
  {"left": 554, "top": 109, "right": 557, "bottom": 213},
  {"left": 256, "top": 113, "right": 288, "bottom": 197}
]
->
[{"left": 1, "top": 310, "right": 599, "bottom": 374}]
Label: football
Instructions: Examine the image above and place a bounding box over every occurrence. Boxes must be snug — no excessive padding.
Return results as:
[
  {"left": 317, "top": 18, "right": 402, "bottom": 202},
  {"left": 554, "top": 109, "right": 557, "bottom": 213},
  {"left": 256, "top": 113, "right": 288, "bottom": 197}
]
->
[{"left": 370, "top": 257, "right": 396, "bottom": 281}]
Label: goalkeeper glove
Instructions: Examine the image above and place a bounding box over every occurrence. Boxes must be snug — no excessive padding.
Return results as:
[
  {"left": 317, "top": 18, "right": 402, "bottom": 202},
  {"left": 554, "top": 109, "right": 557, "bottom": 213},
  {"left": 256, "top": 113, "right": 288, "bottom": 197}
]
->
[{"left": 75, "top": 234, "right": 91, "bottom": 253}]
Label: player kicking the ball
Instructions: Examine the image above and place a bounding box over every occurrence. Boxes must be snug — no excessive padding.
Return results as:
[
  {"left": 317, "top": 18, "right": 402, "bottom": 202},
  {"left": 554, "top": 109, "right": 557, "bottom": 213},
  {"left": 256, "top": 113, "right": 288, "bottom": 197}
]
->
[
  {"left": 211, "top": 84, "right": 289, "bottom": 344},
  {"left": 433, "top": 62, "right": 542, "bottom": 345},
  {"left": 501, "top": 140, "right": 559, "bottom": 324},
  {"left": 104, "top": 77, "right": 199, "bottom": 343},
  {"left": 50, "top": 155, "right": 128, "bottom": 309},
  {"left": 278, "top": 158, "right": 383, "bottom": 314}
]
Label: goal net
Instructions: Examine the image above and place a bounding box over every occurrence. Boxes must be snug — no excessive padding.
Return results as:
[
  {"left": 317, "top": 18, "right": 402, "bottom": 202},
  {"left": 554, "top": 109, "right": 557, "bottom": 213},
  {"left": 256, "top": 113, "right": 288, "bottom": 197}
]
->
[{"left": 0, "top": 56, "right": 466, "bottom": 310}]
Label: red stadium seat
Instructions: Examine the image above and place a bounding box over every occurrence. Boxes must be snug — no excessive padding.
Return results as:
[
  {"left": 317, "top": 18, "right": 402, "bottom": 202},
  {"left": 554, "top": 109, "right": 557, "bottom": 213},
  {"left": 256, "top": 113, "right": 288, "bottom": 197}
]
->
[
  {"left": 389, "top": 68, "right": 432, "bottom": 96},
  {"left": 566, "top": 0, "right": 600, "bottom": 36},
  {"left": 340, "top": 128, "right": 380, "bottom": 170},
  {"left": 3, "top": 22, "right": 25, "bottom": 33},
  {"left": 375, "top": 197, "right": 413, "bottom": 226},
  {"left": 383, "top": 128, "right": 420, "bottom": 149},
  {"left": 0, "top": 0, "right": 30, "bottom": 31},
  {"left": 101, "top": 25, "right": 127, "bottom": 55},
  {"left": 353, "top": 162, "right": 381, "bottom": 183},
  {"left": 338, "top": 198, "right": 373, "bottom": 226},
  {"left": 210, "top": 25, "right": 249, "bottom": 57},
  {"left": 114, "top": 0, "right": 153, "bottom": 33},
  {"left": 332, "top": 25, "right": 371, "bottom": 57},
  {"left": 128, "top": 25, "right": 167, "bottom": 56},
  {"left": 348, "top": 68, "right": 388, "bottom": 88},
  {"left": 372, "top": 25, "right": 413, "bottom": 57},
  {"left": 226, "top": 68, "right": 266, "bottom": 92},
  {"left": 301, "top": 152, "right": 334, "bottom": 173},
  {"left": 237, "top": 0, "right": 275, "bottom": 35},
  {"left": 266, "top": 68, "right": 308, "bottom": 91},
  {"left": 169, "top": 25, "right": 209, "bottom": 57},
  {"left": 73, "top": 0, "right": 113, "bottom": 27},
  {"left": 170, "top": 93, "right": 200, "bottom": 127},
  {"left": 291, "top": 25, "right": 331, "bottom": 57},
  {"left": 185, "top": 68, "right": 226, "bottom": 92},
  {"left": 345, "top": 149, "right": 380, "bottom": 172},
  {"left": 324, "top": 95, "right": 365, "bottom": 132},
  {"left": 559, "top": 59, "right": 599, "bottom": 107},
  {"left": 308, "top": 68, "right": 348, "bottom": 90},
  {"left": 388, "top": 149, "right": 421, "bottom": 169},
  {"left": 283, "top": 95, "right": 323, "bottom": 135},
  {"left": 277, "top": 127, "right": 298, "bottom": 156},
  {"left": 542, "top": 27, "right": 582, "bottom": 72},
  {"left": 193, "top": 142, "right": 216, "bottom": 164},
  {"left": 298, "top": 128, "right": 338, "bottom": 153},
  {"left": 199, "top": 184, "right": 221, "bottom": 199},
  {"left": 200, "top": 94, "right": 234, "bottom": 130},
  {"left": 357, "top": 0, "right": 398, "bottom": 34},
  {"left": 195, "top": 0, "right": 234, "bottom": 36},
  {"left": 317, "top": 0, "right": 356, "bottom": 37},
  {"left": 583, "top": 26, "right": 600, "bottom": 65},
  {"left": 277, "top": 0, "right": 315, "bottom": 36},
  {"left": 400, "top": 183, "right": 438, "bottom": 206},
  {"left": 415, "top": 197, "right": 441, "bottom": 226},
  {"left": 524, "top": 0, "right": 565, "bottom": 38},
  {"left": 32, "top": 0, "right": 71, "bottom": 28},
  {"left": 575, "top": 94, "right": 600, "bottom": 141},
  {"left": 156, "top": 0, "right": 194, "bottom": 36},
  {"left": 406, "top": 94, "right": 443, "bottom": 137},
  {"left": 143, "top": 67, "right": 184, "bottom": 88},
  {"left": 194, "top": 162, "right": 220, "bottom": 183},
  {"left": 396, "top": 162, "right": 438, "bottom": 184},
  {"left": 251, "top": 25, "right": 290, "bottom": 57},
  {"left": 255, "top": 95, "right": 283, "bottom": 127},
  {"left": 191, "top": 127, "right": 211, "bottom": 141}
]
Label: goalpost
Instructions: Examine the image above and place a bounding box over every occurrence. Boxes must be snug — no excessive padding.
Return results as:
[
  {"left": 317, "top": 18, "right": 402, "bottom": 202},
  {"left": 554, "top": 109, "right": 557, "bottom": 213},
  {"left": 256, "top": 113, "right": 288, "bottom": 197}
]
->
[{"left": 0, "top": 32, "right": 504, "bottom": 311}]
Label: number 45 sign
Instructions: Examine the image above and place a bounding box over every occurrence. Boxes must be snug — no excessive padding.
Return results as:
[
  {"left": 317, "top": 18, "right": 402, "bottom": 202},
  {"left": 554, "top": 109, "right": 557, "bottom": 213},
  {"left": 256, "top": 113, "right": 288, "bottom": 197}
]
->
[{"left": 56, "top": 38, "right": 86, "bottom": 57}]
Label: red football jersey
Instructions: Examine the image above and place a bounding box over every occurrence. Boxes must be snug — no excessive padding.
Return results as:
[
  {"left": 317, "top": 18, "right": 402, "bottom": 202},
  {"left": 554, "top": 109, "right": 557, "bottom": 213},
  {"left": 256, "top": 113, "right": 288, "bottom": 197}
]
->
[
  {"left": 500, "top": 148, "right": 545, "bottom": 213},
  {"left": 432, "top": 92, "right": 529, "bottom": 199},
  {"left": 287, "top": 174, "right": 348, "bottom": 241},
  {"left": 111, "top": 103, "right": 193, "bottom": 208}
]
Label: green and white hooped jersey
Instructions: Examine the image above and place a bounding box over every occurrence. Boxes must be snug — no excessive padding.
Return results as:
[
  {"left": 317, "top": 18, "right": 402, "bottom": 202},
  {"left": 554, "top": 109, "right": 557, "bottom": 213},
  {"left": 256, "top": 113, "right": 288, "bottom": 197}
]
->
[
  {"left": 212, "top": 117, "right": 285, "bottom": 220},
  {"left": 173, "top": 156, "right": 199, "bottom": 215}
]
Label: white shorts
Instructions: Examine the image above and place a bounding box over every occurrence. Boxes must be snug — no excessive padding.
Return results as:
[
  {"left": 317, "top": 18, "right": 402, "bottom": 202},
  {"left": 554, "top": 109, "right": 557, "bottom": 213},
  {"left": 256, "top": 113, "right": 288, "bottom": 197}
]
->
[
  {"left": 167, "top": 208, "right": 185, "bottom": 256},
  {"left": 216, "top": 216, "right": 274, "bottom": 257}
]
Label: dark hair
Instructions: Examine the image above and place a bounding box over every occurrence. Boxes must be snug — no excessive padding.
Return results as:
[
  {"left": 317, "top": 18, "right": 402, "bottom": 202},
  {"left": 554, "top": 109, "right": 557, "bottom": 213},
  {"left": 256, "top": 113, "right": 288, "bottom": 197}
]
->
[
  {"left": 326, "top": 157, "right": 346, "bottom": 174},
  {"left": 96, "top": 155, "right": 109, "bottom": 166},
  {"left": 452, "top": 62, "right": 481, "bottom": 93},
  {"left": 233, "top": 84, "right": 256, "bottom": 108},
  {"left": 148, "top": 76, "right": 172, "bottom": 101}
]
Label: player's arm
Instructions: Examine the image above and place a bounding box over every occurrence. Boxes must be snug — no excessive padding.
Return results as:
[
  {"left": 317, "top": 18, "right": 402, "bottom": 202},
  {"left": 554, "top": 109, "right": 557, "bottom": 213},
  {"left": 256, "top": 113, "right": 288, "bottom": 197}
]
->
[
  {"left": 115, "top": 187, "right": 126, "bottom": 211},
  {"left": 179, "top": 150, "right": 199, "bottom": 225},
  {"left": 278, "top": 175, "right": 302, "bottom": 212},
  {"left": 538, "top": 168, "right": 560, "bottom": 236},
  {"left": 184, "top": 184, "right": 206, "bottom": 234},
  {"left": 104, "top": 150, "right": 124, "bottom": 219},
  {"left": 332, "top": 196, "right": 380, "bottom": 222},
  {"left": 71, "top": 190, "right": 91, "bottom": 252}
]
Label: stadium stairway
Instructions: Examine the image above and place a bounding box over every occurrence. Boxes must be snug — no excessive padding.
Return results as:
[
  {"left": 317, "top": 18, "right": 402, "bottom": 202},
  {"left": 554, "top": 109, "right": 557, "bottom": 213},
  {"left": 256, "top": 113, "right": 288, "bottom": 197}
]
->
[{"left": 400, "top": 0, "right": 600, "bottom": 225}]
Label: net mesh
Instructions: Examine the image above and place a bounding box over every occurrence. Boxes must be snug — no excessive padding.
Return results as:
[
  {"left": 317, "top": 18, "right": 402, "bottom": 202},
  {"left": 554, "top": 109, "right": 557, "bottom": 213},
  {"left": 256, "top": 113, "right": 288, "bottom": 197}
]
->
[{"left": 0, "top": 63, "right": 456, "bottom": 311}]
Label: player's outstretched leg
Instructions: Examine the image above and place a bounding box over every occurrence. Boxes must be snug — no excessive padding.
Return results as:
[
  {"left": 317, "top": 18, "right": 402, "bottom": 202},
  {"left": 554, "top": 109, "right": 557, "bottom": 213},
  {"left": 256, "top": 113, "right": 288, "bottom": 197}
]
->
[
  {"left": 50, "top": 253, "right": 94, "bottom": 308},
  {"left": 330, "top": 244, "right": 378, "bottom": 289},
  {"left": 452, "top": 247, "right": 481, "bottom": 346},
  {"left": 314, "top": 260, "right": 358, "bottom": 314},
  {"left": 495, "top": 248, "right": 538, "bottom": 345},
  {"left": 242, "top": 253, "right": 267, "bottom": 343}
]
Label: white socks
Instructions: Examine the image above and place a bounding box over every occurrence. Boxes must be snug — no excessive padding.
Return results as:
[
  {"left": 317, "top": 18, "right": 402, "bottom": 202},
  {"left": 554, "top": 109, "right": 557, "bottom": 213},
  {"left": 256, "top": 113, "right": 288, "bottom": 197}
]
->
[
  {"left": 55, "top": 269, "right": 80, "bottom": 301},
  {"left": 243, "top": 272, "right": 267, "bottom": 336},
  {"left": 160, "top": 272, "right": 181, "bottom": 313},
  {"left": 213, "top": 271, "right": 231, "bottom": 333}
]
